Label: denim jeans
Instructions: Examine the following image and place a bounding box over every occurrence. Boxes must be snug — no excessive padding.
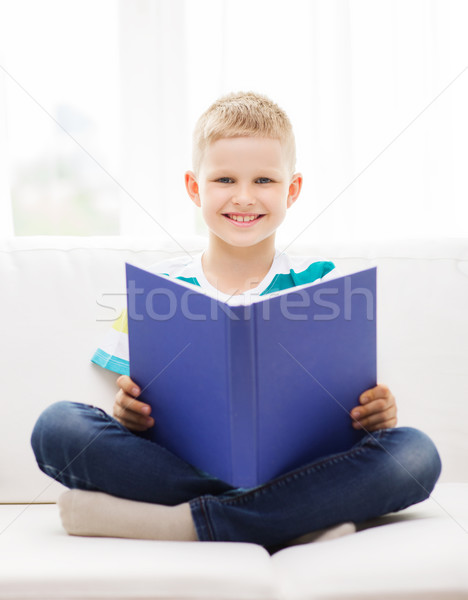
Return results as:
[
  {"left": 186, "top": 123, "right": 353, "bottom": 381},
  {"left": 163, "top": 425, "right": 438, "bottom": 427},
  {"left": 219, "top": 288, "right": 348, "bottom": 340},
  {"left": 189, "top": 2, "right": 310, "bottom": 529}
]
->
[{"left": 31, "top": 401, "right": 441, "bottom": 548}]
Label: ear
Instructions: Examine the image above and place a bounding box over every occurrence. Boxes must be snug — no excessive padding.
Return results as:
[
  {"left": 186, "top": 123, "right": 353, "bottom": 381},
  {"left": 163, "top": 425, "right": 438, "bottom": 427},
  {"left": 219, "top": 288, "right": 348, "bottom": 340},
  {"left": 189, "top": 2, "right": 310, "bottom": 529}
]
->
[
  {"left": 287, "top": 173, "right": 303, "bottom": 208},
  {"left": 185, "top": 171, "right": 201, "bottom": 207}
]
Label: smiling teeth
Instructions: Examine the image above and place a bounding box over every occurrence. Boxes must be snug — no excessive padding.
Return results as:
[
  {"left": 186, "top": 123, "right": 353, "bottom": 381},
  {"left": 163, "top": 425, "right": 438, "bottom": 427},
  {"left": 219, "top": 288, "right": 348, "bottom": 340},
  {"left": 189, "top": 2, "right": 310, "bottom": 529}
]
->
[{"left": 227, "top": 214, "right": 259, "bottom": 222}]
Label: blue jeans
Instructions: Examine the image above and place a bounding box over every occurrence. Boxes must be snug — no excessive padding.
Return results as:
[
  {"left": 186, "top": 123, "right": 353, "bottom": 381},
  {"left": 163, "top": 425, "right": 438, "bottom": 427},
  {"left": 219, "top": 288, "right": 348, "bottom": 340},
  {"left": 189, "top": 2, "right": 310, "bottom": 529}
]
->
[{"left": 31, "top": 401, "right": 441, "bottom": 548}]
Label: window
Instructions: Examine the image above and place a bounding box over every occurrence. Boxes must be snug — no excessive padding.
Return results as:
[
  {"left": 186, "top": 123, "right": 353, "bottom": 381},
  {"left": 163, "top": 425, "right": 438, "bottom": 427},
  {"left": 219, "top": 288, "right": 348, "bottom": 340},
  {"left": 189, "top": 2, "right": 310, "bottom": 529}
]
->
[
  {"left": 1, "top": 0, "right": 467, "bottom": 241},
  {"left": 1, "top": 0, "right": 120, "bottom": 235}
]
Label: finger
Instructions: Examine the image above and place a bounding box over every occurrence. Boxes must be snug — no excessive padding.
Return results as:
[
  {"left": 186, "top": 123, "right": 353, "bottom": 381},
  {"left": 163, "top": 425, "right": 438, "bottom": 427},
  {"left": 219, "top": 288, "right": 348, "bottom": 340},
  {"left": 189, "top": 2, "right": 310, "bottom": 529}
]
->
[
  {"left": 116, "top": 375, "right": 141, "bottom": 397},
  {"left": 118, "top": 414, "right": 154, "bottom": 431},
  {"left": 354, "top": 416, "right": 398, "bottom": 432},
  {"left": 115, "top": 390, "right": 152, "bottom": 416},
  {"left": 351, "top": 397, "right": 392, "bottom": 422},
  {"left": 352, "top": 407, "right": 397, "bottom": 430},
  {"left": 115, "top": 414, "right": 154, "bottom": 432},
  {"left": 359, "top": 383, "right": 391, "bottom": 405},
  {"left": 113, "top": 400, "right": 154, "bottom": 430}
]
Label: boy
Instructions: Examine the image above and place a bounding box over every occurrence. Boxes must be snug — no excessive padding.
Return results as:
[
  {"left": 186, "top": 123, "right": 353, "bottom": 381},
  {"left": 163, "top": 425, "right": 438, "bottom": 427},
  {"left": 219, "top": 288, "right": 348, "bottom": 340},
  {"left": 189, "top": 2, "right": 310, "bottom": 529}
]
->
[{"left": 31, "top": 92, "right": 441, "bottom": 548}]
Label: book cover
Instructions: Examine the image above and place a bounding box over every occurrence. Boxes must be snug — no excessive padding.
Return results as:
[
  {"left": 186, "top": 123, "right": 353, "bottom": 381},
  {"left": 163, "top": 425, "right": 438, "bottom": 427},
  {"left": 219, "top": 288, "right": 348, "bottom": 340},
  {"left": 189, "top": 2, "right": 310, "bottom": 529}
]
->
[{"left": 126, "top": 263, "right": 377, "bottom": 488}]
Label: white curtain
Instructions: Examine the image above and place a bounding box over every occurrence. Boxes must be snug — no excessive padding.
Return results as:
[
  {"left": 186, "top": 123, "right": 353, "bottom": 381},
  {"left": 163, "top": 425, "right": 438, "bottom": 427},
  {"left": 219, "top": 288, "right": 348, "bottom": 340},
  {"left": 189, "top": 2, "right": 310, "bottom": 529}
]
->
[
  {"left": 1, "top": 0, "right": 467, "bottom": 241},
  {"left": 117, "top": 0, "right": 192, "bottom": 239},
  {"left": 0, "top": 19, "right": 14, "bottom": 236},
  {"left": 118, "top": 0, "right": 468, "bottom": 244}
]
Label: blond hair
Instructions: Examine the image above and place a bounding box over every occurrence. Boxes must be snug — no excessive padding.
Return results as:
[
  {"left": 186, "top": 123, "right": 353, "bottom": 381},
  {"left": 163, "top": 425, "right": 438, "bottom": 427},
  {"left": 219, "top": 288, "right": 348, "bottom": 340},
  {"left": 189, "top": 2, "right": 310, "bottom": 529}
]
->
[{"left": 192, "top": 92, "right": 296, "bottom": 175}]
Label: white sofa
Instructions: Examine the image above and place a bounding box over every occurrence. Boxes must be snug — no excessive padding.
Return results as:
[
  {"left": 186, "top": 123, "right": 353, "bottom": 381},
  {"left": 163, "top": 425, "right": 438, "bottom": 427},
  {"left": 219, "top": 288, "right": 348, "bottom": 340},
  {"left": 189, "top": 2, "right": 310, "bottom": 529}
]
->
[{"left": 1, "top": 235, "right": 467, "bottom": 600}]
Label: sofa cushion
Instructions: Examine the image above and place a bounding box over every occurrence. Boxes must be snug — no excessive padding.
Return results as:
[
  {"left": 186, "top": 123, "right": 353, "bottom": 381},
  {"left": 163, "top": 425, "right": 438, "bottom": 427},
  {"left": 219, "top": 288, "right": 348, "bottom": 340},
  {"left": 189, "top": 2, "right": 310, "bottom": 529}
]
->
[
  {"left": 0, "top": 484, "right": 467, "bottom": 599},
  {"left": 0, "top": 504, "right": 275, "bottom": 600},
  {"left": 272, "top": 482, "right": 468, "bottom": 599},
  {"left": 1, "top": 236, "right": 467, "bottom": 503},
  {"left": 0, "top": 236, "right": 207, "bottom": 503}
]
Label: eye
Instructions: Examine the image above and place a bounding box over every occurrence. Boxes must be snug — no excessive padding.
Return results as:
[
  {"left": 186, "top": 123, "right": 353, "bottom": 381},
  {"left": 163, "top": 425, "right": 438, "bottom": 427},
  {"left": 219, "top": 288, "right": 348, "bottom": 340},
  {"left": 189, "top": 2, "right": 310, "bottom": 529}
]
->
[
  {"left": 256, "top": 177, "right": 272, "bottom": 184},
  {"left": 216, "top": 177, "right": 234, "bottom": 183}
]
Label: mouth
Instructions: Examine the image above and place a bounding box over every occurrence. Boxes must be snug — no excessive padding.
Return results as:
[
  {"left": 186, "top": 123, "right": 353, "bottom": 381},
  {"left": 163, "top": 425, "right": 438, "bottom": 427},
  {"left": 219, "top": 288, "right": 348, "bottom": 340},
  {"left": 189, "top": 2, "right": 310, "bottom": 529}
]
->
[{"left": 222, "top": 213, "right": 266, "bottom": 223}]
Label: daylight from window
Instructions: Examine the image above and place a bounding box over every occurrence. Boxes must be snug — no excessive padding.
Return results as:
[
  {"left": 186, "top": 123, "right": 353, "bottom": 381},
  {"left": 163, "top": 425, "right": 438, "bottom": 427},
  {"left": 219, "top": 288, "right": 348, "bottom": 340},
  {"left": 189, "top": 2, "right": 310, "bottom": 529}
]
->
[{"left": 1, "top": 0, "right": 120, "bottom": 235}]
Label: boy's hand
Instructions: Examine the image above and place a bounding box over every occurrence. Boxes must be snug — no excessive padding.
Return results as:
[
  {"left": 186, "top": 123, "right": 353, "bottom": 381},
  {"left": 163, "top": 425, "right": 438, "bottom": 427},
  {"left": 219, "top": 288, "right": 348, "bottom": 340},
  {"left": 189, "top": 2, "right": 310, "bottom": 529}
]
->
[
  {"left": 114, "top": 375, "right": 154, "bottom": 432},
  {"left": 350, "top": 384, "right": 397, "bottom": 432}
]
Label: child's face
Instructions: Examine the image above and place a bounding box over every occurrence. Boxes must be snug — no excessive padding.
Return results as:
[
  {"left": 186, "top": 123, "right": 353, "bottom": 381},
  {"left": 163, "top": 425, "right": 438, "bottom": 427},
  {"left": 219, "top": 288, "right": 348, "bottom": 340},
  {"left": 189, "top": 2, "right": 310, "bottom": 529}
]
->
[{"left": 186, "top": 137, "right": 302, "bottom": 250}]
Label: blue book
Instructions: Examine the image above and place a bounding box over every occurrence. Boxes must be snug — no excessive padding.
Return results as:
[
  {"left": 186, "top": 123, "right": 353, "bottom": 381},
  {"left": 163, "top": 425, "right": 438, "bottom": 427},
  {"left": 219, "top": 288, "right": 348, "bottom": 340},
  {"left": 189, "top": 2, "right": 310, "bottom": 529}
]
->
[{"left": 126, "top": 263, "right": 377, "bottom": 488}]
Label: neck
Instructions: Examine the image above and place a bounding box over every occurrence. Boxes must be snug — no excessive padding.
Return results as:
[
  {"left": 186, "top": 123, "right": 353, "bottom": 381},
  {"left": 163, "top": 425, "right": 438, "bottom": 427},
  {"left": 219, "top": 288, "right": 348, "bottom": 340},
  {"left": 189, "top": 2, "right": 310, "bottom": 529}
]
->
[{"left": 202, "top": 234, "right": 276, "bottom": 294}]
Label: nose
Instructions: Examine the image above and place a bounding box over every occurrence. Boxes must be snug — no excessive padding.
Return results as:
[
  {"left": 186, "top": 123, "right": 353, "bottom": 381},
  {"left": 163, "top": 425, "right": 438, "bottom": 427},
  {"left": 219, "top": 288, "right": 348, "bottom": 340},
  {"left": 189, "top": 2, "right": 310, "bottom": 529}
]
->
[{"left": 232, "top": 183, "right": 255, "bottom": 206}]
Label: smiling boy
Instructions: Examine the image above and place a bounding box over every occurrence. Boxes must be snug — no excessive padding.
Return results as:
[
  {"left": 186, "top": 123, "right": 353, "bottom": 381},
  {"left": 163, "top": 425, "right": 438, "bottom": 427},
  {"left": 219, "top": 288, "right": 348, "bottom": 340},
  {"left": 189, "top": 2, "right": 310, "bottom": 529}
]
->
[
  {"left": 186, "top": 135, "right": 302, "bottom": 296},
  {"left": 31, "top": 92, "right": 441, "bottom": 548}
]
